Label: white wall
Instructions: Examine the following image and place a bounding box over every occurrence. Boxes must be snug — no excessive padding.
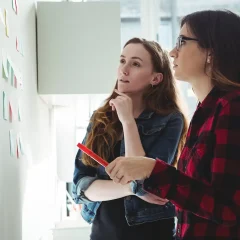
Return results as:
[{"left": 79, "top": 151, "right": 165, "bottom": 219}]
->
[
  {"left": 37, "top": 2, "right": 120, "bottom": 95},
  {"left": 0, "top": 0, "right": 58, "bottom": 239}
]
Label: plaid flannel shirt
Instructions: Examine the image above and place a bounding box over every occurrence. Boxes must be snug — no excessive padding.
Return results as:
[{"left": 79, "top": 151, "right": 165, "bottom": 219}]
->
[{"left": 144, "top": 87, "right": 240, "bottom": 239}]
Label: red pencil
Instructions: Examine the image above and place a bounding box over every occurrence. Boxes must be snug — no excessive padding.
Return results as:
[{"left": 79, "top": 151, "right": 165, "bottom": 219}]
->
[{"left": 77, "top": 143, "right": 108, "bottom": 167}]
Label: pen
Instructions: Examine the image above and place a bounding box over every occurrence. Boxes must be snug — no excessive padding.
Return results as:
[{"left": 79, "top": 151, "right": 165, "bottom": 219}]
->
[{"left": 77, "top": 143, "right": 108, "bottom": 167}]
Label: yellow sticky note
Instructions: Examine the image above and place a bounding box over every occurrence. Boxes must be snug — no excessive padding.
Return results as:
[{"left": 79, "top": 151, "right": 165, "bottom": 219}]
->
[
  {"left": 2, "top": 49, "right": 9, "bottom": 80},
  {"left": 4, "top": 9, "right": 9, "bottom": 37}
]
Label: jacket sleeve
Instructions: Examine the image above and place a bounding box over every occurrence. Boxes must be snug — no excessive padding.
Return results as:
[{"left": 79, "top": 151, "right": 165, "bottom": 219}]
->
[
  {"left": 134, "top": 112, "right": 184, "bottom": 196},
  {"left": 147, "top": 111, "right": 184, "bottom": 164},
  {"left": 72, "top": 119, "right": 99, "bottom": 204}
]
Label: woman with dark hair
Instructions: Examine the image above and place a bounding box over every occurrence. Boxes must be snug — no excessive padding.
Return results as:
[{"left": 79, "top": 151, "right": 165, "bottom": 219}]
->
[
  {"left": 72, "top": 37, "right": 188, "bottom": 240},
  {"left": 106, "top": 10, "right": 240, "bottom": 239}
]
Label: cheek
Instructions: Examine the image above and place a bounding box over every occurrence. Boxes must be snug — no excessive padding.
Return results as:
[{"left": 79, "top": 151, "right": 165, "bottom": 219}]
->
[
  {"left": 131, "top": 73, "right": 152, "bottom": 88},
  {"left": 117, "top": 67, "right": 121, "bottom": 76},
  {"left": 133, "top": 70, "right": 152, "bottom": 81},
  {"left": 191, "top": 57, "right": 206, "bottom": 74},
  {"left": 191, "top": 50, "right": 206, "bottom": 66},
  {"left": 181, "top": 53, "right": 205, "bottom": 72}
]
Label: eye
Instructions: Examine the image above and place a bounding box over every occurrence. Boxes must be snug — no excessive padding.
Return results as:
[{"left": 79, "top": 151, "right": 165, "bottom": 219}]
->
[
  {"left": 133, "top": 62, "right": 141, "bottom": 67},
  {"left": 120, "top": 59, "right": 125, "bottom": 64},
  {"left": 180, "top": 40, "right": 186, "bottom": 46}
]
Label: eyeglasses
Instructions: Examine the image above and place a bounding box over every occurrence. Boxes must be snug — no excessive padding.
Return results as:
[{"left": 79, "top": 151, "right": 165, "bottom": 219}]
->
[{"left": 176, "top": 36, "right": 198, "bottom": 51}]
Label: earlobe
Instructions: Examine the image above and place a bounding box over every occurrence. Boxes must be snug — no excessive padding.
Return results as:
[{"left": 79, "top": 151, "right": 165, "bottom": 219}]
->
[
  {"left": 207, "top": 51, "right": 213, "bottom": 64},
  {"left": 207, "top": 55, "right": 211, "bottom": 63}
]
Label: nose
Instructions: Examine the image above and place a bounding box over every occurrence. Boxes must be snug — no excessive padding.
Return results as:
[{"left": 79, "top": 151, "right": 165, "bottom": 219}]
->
[
  {"left": 169, "top": 46, "right": 178, "bottom": 59},
  {"left": 120, "top": 65, "right": 129, "bottom": 76}
]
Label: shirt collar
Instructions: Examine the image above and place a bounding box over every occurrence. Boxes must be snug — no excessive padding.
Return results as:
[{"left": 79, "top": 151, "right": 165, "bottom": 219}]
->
[{"left": 197, "top": 86, "right": 224, "bottom": 110}]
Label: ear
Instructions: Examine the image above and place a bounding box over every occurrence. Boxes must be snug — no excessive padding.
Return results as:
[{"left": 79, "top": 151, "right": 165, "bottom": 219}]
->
[
  {"left": 206, "top": 51, "right": 213, "bottom": 64},
  {"left": 151, "top": 73, "right": 163, "bottom": 86}
]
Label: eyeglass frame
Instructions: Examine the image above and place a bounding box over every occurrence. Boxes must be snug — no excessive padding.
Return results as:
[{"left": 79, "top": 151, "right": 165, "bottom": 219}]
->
[{"left": 176, "top": 35, "right": 198, "bottom": 51}]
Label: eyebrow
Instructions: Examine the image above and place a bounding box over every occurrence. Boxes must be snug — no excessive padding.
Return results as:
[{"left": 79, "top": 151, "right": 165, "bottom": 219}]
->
[
  {"left": 179, "top": 34, "right": 187, "bottom": 38},
  {"left": 120, "top": 55, "right": 143, "bottom": 62},
  {"left": 179, "top": 34, "right": 194, "bottom": 38}
]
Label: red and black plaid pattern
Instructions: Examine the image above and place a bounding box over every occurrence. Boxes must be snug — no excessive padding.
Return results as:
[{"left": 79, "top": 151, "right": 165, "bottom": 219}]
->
[{"left": 144, "top": 87, "right": 240, "bottom": 239}]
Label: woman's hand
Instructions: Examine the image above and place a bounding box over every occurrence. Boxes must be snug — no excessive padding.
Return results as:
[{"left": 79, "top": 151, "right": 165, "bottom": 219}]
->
[
  {"left": 109, "top": 89, "right": 135, "bottom": 125},
  {"left": 106, "top": 156, "right": 156, "bottom": 184}
]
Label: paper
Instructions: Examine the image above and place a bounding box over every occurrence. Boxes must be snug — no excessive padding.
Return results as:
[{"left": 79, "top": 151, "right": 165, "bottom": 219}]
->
[
  {"left": 14, "top": 74, "right": 17, "bottom": 88},
  {"left": 3, "top": 91, "right": 8, "bottom": 120},
  {"left": 8, "top": 60, "right": 14, "bottom": 86},
  {"left": 9, "top": 101, "right": 13, "bottom": 122},
  {"left": 2, "top": 49, "right": 9, "bottom": 80},
  {"left": 6, "top": 56, "right": 17, "bottom": 86},
  {"left": 18, "top": 102, "right": 21, "bottom": 121},
  {"left": 16, "top": 37, "right": 18, "bottom": 51},
  {"left": 15, "top": 0, "right": 19, "bottom": 14},
  {"left": 16, "top": 140, "right": 19, "bottom": 158},
  {"left": 7, "top": 57, "right": 23, "bottom": 89},
  {"left": 4, "top": 9, "right": 9, "bottom": 37},
  {"left": 9, "top": 130, "right": 15, "bottom": 157},
  {"left": 17, "top": 133, "right": 24, "bottom": 155},
  {"left": 11, "top": 68, "right": 15, "bottom": 86},
  {"left": 12, "top": 0, "right": 17, "bottom": 14}
]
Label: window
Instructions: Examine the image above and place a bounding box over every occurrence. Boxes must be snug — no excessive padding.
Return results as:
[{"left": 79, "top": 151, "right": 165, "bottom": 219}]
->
[
  {"left": 75, "top": 94, "right": 108, "bottom": 144},
  {"left": 75, "top": 0, "right": 142, "bottom": 144}
]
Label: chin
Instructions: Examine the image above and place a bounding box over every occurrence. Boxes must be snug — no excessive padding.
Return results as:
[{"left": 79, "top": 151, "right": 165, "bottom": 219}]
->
[
  {"left": 117, "top": 88, "right": 132, "bottom": 96},
  {"left": 117, "top": 86, "right": 128, "bottom": 93},
  {"left": 174, "top": 73, "right": 186, "bottom": 82}
]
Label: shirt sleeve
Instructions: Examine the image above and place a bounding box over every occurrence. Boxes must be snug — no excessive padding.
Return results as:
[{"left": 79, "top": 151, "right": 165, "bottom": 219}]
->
[{"left": 144, "top": 98, "right": 240, "bottom": 226}]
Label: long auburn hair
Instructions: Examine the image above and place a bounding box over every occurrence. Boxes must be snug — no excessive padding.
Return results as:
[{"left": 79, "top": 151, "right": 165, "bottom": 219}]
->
[
  {"left": 181, "top": 10, "right": 240, "bottom": 90},
  {"left": 82, "top": 38, "right": 188, "bottom": 167}
]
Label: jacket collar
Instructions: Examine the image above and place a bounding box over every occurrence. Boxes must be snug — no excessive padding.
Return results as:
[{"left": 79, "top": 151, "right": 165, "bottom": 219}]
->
[{"left": 137, "top": 109, "right": 154, "bottom": 120}]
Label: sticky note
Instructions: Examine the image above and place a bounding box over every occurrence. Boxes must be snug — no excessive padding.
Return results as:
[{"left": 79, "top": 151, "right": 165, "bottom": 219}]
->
[
  {"left": 9, "top": 130, "right": 15, "bottom": 157},
  {"left": 3, "top": 91, "right": 8, "bottom": 120},
  {"left": 4, "top": 9, "right": 9, "bottom": 37},
  {"left": 2, "top": 49, "right": 9, "bottom": 80}
]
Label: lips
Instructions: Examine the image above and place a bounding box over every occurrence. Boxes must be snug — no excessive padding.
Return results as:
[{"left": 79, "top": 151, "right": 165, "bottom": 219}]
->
[{"left": 119, "top": 79, "right": 129, "bottom": 83}]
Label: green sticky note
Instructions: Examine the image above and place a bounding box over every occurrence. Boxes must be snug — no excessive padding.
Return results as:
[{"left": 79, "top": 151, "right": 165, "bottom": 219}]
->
[
  {"left": 3, "top": 91, "right": 8, "bottom": 120},
  {"left": 2, "top": 63, "right": 8, "bottom": 80},
  {"left": 9, "top": 130, "right": 15, "bottom": 157}
]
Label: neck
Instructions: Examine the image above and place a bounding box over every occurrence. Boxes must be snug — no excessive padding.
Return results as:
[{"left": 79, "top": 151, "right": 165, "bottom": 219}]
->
[
  {"left": 191, "top": 76, "right": 214, "bottom": 103},
  {"left": 127, "top": 93, "right": 145, "bottom": 118}
]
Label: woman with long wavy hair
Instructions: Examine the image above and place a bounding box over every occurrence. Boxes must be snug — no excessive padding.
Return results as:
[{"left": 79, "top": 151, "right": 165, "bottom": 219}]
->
[{"left": 72, "top": 37, "right": 188, "bottom": 240}]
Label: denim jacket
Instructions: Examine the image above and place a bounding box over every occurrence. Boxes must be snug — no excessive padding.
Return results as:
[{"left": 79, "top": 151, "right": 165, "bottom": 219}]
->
[{"left": 72, "top": 110, "right": 184, "bottom": 226}]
